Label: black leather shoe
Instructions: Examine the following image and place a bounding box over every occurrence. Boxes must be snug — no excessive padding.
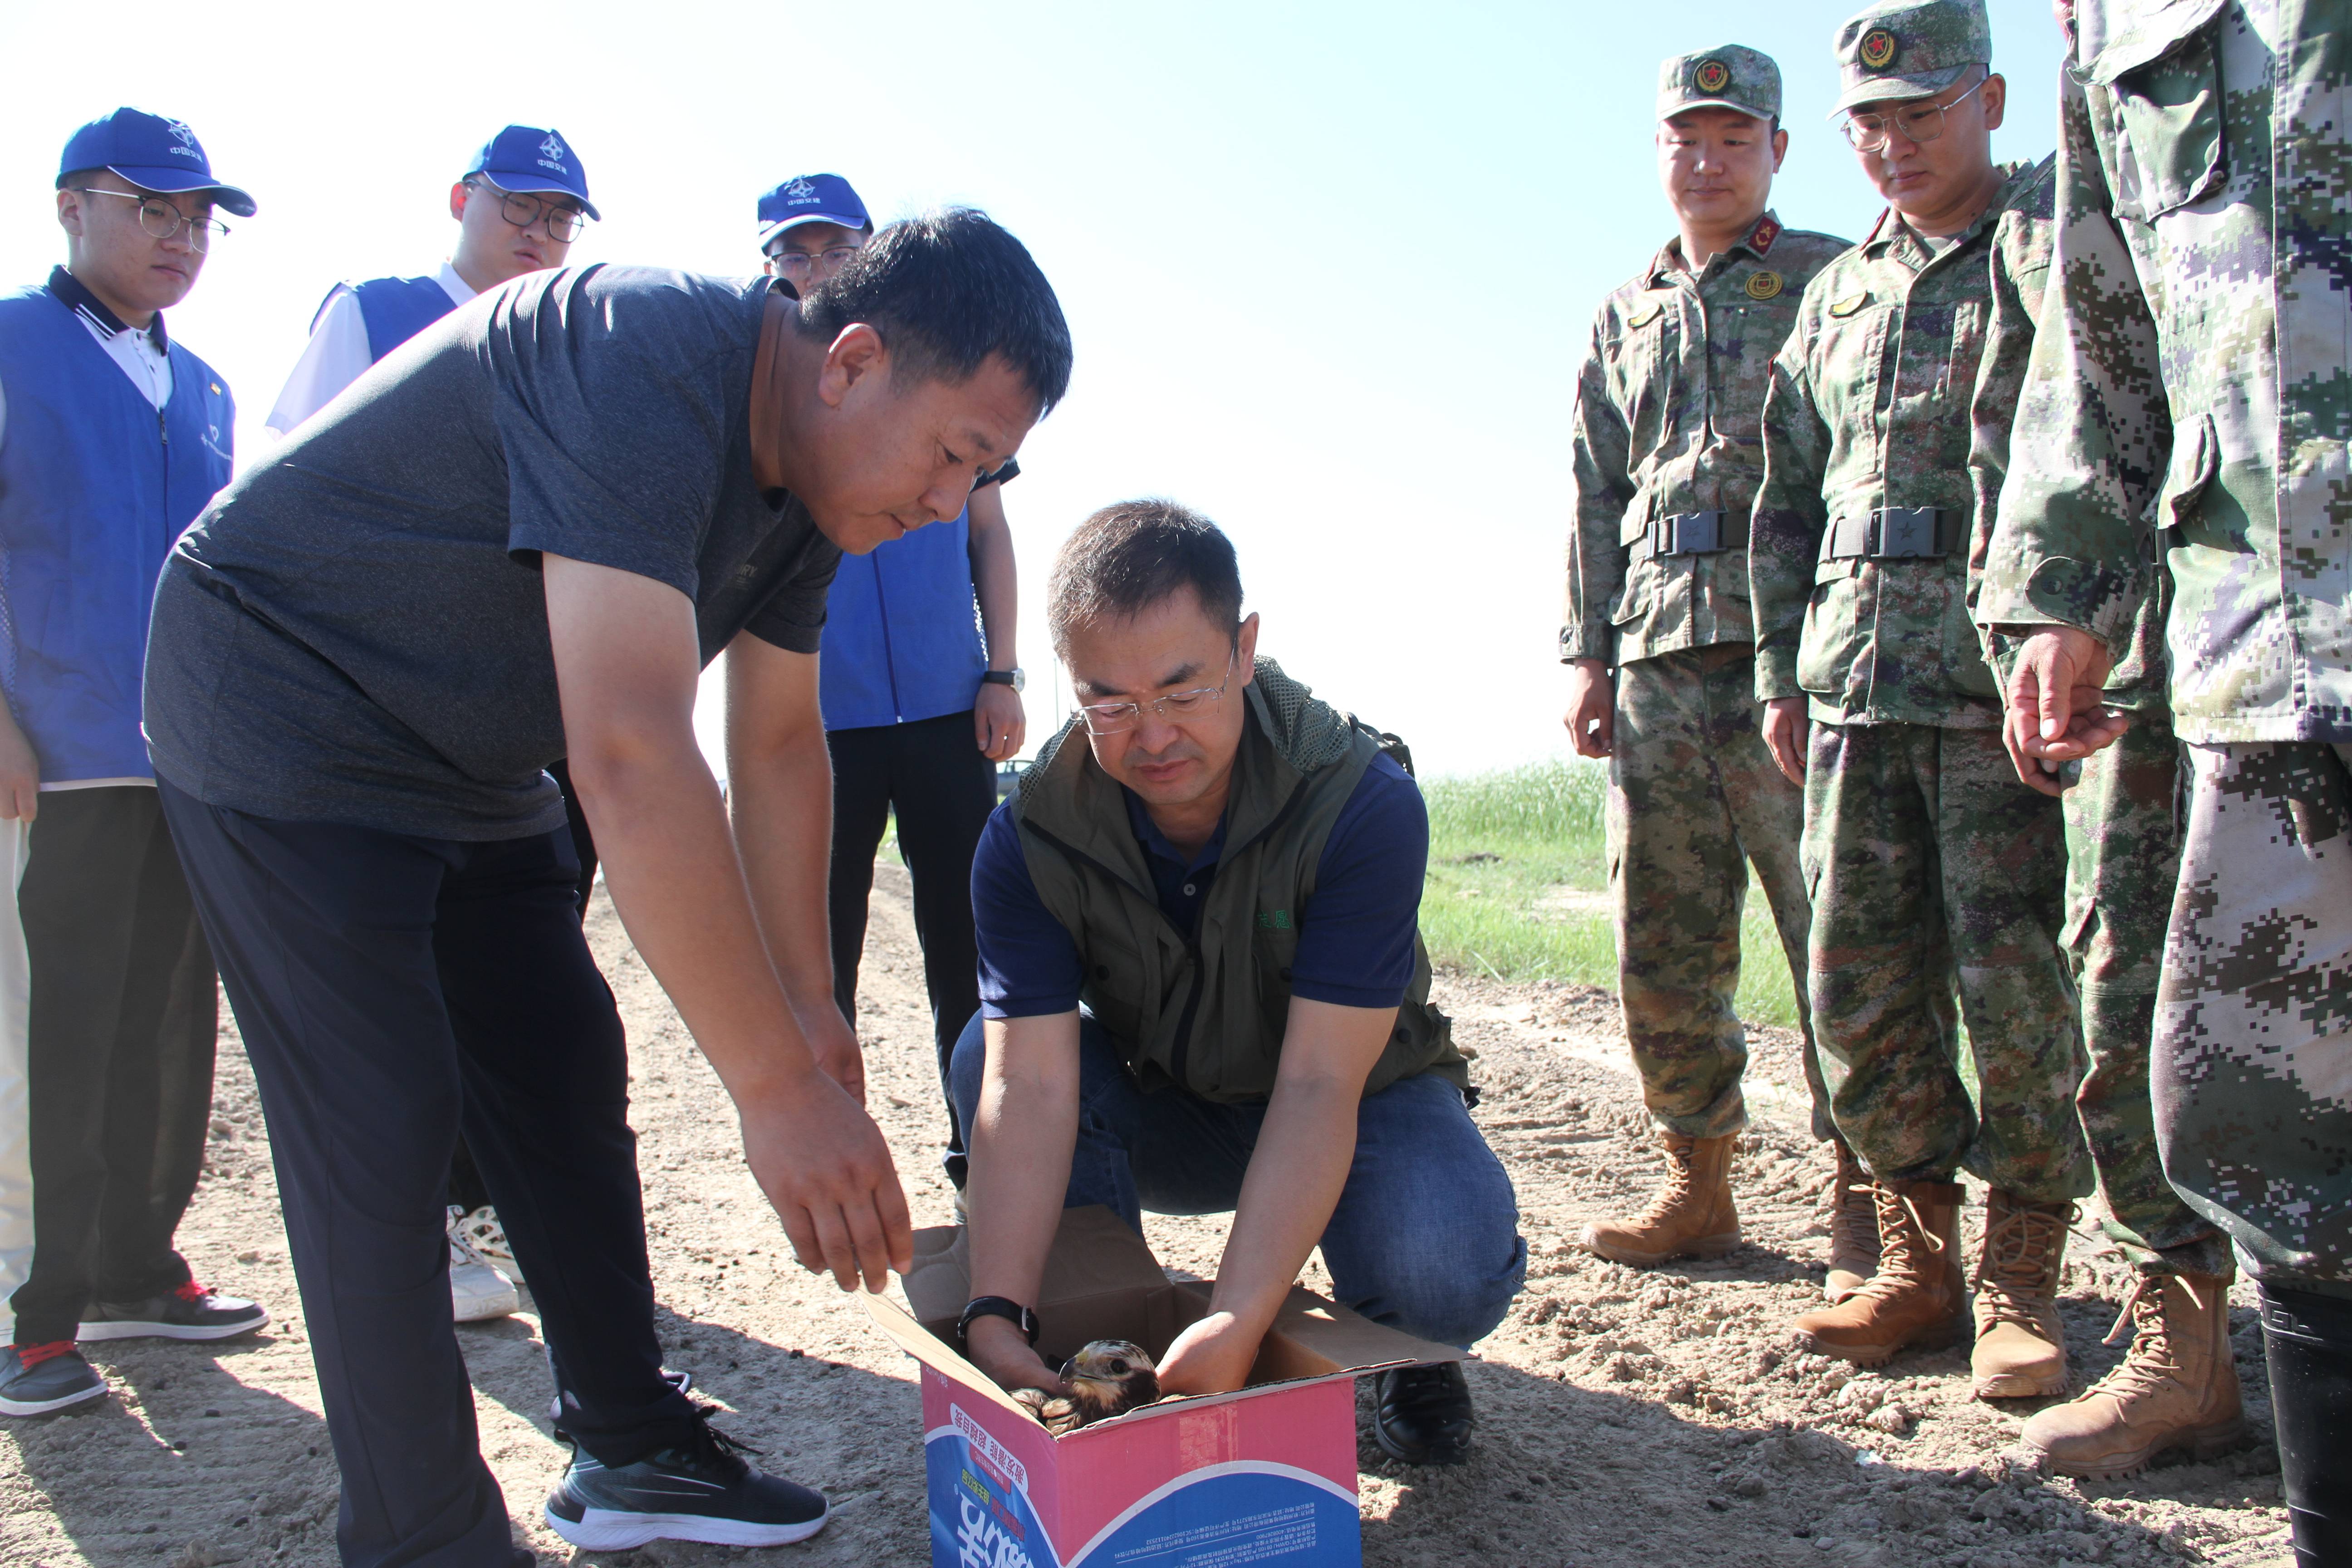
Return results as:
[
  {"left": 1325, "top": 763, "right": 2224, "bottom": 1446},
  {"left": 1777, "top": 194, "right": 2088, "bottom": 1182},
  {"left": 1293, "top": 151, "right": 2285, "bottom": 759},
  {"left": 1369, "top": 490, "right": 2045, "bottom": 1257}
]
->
[{"left": 1373, "top": 1362, "right": 1474, "bottom": 1466}]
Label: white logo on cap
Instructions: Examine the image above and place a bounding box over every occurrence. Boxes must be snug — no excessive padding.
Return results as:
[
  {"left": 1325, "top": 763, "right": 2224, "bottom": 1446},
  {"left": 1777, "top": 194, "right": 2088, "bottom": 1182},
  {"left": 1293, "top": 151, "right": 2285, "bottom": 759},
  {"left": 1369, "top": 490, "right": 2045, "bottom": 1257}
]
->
[
  {"left": 168, "top": 121, "right": 196, "bottom": 147},
  {"left": 540, "top": 132, "right": 567, "bottom": 166},
  {"left": 784, "top": 176, "right": 819, "bottom": 204}
]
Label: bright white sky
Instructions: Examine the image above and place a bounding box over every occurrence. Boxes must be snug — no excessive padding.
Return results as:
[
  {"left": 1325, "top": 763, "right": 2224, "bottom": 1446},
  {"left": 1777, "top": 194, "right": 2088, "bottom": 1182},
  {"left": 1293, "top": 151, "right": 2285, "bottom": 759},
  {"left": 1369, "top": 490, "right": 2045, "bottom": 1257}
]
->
[{"left": 3, "top": 0, "right": 2064, "bottom": 779}]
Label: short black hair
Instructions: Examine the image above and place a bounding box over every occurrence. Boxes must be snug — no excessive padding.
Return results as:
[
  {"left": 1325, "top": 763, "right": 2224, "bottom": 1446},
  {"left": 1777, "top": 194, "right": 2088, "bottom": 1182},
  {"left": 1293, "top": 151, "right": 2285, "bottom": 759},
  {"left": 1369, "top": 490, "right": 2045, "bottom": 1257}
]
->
[
  {"left": 56, "top": 167, "right": 103, "bottom": 191},
  {"left": 1048, "top": 500, "right": 1243, "bottom": 658},
  {"left": 797, "top": 206, "right": 1071, "bottom": 416}
]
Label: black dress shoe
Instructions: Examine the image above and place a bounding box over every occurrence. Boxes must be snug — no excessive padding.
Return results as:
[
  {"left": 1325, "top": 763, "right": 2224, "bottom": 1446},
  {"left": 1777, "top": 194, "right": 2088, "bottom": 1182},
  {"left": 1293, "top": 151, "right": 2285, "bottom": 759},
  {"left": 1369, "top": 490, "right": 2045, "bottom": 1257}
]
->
[{"left": 1373, "top": 1362, "right": 1475, "bottom": 1466}]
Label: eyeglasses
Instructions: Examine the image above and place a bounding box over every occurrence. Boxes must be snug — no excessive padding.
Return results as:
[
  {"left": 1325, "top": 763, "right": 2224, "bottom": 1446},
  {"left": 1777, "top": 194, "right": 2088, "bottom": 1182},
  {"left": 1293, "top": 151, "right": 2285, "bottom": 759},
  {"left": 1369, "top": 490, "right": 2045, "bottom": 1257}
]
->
[
  {"left": 766, "top": 245, "right": 863, "bottom": 279},
  {"left": 1841, "top": 74, "right": 1988, "bottom": 152},
  {"left": 467, "top": 180, "right": 589, "bottom": 243},
  {"left": 74, "top": 188, "right": 229, "bottom": 252},
  {"left": 1077, "top": 652, "right": 1239, "bottom": 735}
]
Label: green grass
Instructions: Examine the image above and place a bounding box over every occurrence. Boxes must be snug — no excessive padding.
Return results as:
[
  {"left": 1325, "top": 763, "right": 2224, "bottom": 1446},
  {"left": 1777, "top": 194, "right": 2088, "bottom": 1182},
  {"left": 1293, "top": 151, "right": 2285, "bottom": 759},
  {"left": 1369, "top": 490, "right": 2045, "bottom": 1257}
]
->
[{"left": 1420, "top": 760, "right": 1804, "bottom": 1030}]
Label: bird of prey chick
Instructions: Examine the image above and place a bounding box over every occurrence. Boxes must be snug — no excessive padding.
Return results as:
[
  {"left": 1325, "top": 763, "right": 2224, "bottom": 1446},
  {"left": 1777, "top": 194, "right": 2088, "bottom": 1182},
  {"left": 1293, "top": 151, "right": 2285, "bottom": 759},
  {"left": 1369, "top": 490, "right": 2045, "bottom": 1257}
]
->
[{"left": 1009, "top": 1340, "right": 1161, "bottom": 1434}]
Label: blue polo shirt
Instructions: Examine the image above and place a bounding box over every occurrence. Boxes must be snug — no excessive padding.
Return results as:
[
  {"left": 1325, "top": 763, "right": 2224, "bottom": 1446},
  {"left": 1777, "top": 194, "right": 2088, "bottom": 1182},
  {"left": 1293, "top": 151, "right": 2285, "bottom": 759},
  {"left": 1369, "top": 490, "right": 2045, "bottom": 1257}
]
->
[{"left": 974, "top": 752, "right": 1427, "bottom": 1018}]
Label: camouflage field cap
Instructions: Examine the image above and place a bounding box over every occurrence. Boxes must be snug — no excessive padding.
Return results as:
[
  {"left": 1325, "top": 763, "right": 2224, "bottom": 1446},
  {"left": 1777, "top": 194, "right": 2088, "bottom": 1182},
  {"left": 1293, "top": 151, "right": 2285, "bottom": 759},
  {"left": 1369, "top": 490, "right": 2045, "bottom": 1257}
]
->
[
  {"left": 1657, "top": 44, "right": 1782, "bottom": 123},
  {"left": 1830, "top": 0, "right": 1991, "bottom": 115}
]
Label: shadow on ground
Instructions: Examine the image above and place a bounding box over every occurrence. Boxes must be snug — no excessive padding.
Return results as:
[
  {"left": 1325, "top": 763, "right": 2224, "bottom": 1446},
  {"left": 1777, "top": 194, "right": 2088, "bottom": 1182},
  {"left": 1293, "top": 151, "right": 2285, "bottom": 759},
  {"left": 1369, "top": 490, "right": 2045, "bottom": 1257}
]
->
[{"left": 1358, "top": 1357, "right": 2249, "bottom": 1568}]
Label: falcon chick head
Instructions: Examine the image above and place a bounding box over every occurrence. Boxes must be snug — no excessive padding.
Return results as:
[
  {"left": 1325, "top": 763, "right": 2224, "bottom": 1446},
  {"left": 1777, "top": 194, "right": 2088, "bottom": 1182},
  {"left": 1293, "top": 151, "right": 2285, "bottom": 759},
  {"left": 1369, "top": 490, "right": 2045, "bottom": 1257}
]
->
[{"left": 1057, "top": 1339, "right": 1160, "bottom": 1427}]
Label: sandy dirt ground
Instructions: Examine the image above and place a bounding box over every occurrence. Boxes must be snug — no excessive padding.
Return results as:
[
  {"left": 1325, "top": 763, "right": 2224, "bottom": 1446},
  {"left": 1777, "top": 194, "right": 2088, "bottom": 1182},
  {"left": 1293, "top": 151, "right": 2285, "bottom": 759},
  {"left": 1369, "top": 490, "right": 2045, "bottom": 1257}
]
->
[{"left": 0, "top": 863, "right": 2295, "bottom": 1567}]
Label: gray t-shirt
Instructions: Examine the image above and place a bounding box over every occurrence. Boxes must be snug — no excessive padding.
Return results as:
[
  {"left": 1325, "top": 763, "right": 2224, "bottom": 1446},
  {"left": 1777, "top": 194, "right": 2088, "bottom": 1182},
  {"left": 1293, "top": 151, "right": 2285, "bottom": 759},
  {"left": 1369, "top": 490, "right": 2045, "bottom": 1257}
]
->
[{"left": 144, "top": 265, "right": 839, "bottom": 841}]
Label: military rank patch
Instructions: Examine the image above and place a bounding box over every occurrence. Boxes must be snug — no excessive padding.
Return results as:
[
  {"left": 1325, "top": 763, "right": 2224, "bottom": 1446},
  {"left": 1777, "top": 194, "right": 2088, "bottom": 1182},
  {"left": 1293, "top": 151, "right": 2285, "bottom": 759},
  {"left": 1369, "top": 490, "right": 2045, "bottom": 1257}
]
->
[
  {"left": 1828, "top": 291, "right": 1871, "bottom": 318},
  {"left": 1694, "top": 58, "right": 1731, "bottom": 93},
  {"left": 1859, "top": 27, "right": 1897, "bottom": 68},
  {"left": 1749, "top": 216, "right": 1781, "bottom": 255},
  {"left": 1626, "top": 301, "right": 1666, "bottom": 329},
  {"left": 1745, "top": 271, "right": 1784, "bottom": 301}
]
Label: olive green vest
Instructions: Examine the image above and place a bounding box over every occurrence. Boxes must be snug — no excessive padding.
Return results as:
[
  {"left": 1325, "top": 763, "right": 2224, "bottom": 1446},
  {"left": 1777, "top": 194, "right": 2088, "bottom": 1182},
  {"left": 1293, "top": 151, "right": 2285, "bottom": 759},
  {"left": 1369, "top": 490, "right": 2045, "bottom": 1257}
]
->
[{"left": 1007, "top": 658, "right": 1465, "bottom": 1104}]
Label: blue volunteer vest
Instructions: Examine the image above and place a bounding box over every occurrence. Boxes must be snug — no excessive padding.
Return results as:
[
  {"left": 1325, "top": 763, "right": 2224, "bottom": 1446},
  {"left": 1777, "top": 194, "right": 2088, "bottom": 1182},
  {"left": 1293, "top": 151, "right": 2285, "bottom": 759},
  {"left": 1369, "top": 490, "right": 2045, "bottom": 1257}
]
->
[
  {"left": 0, "top": 285, "right": 234, "bottom": 782},
  {"left": 818, "top": 509, "right": 986, "bottom": 730},
  {"left": 343, "top": 274, "right": 459, "bottom": 363}
]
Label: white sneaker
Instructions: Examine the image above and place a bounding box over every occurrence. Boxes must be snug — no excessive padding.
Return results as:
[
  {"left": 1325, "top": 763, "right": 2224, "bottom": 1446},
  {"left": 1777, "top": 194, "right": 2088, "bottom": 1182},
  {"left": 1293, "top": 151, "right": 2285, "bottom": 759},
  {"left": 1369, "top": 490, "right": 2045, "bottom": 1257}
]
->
[
  {"left": 448, "top": 1209, "right": 519, "bottom": 1323},
  {"left": 455, "top": 1205, "right": 523, "bottom": 1284}
]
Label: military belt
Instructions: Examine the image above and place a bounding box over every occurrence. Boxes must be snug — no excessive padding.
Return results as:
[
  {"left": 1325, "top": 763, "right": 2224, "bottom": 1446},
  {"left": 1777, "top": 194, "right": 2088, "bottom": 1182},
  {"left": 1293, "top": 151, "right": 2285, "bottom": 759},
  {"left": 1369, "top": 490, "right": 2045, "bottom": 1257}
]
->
[
  {"left": 1637, "top": 510, "right": 1748, "bottom": 562},
  {"left": 1825, "top": 507, "right": 1958, "bottom": 561}
]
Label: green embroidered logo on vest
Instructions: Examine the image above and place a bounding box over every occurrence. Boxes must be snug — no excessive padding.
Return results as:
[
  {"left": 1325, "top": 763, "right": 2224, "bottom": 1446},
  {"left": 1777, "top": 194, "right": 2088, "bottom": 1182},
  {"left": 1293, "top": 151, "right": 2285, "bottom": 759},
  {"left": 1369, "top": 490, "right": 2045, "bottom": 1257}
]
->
[{"left": 1257, "top": 909, "right": 1293, "bottom": 930}]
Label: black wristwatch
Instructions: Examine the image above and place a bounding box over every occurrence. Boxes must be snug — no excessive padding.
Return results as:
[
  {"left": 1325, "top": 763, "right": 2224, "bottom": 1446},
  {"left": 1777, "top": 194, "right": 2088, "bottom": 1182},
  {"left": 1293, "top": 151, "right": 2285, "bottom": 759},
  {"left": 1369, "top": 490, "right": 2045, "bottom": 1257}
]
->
[
  {"left": 957, "top": 1295, "right": 1039, "bottom": 1348},
  {"left": 982, "top": 668, "right": 1025, "bottom": 692}
]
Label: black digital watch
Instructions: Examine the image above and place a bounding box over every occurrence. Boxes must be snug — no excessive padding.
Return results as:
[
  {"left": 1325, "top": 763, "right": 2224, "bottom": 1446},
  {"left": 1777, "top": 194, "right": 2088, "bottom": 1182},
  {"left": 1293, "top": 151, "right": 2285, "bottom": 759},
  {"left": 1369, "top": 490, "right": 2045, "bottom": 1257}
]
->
[{"left": 956, "top": 1295, "right": 1040, "bottom": 1348}]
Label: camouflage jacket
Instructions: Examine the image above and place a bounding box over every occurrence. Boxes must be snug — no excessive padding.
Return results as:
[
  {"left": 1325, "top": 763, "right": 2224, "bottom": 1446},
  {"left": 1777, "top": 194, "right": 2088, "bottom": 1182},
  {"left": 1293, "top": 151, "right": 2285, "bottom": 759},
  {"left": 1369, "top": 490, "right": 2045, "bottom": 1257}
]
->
[
  {"left": 1974, "top": 68, "right": 2173, "bottom": 717},
  {"left": 1977, "top": 0, "right": 2351, "bottom": 743},
  {"left": 1562, "top": 212, "right": 1848, "bottom": 668},
  {"left": 1751, "top": 159, "right": 2054, "bottom": 729}
]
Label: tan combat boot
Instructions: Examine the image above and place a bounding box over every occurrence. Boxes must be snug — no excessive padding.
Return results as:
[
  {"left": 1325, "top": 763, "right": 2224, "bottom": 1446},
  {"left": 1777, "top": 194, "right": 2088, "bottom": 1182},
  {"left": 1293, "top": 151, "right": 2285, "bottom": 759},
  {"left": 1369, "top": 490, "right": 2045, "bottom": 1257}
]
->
[
  {"left": 1790, "top": 1178, "right": 1966, "bottom": 1364},
  {"left": 1971, "top": 1190, "right": 2073, "bottom": 1399},
  {"left": 1822, "top": 1138, "right": 1880, "bottom": 1303},
  {"left": 1580, "top": 1130, "right": 1740, "bottom": 1266},
  {"left": 2019, "top": 1269, "right": 2246, "bottom": 1478}
]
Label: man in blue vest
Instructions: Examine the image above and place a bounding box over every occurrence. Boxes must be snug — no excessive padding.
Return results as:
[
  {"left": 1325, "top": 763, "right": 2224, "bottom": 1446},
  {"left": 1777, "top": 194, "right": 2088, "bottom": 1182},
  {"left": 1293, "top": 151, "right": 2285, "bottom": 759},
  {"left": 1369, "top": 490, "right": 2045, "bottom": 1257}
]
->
[
  {"left": 266, "top": 126, "right": 600, "bottom": 1322},
  {"left": 0, "top": 108, "right": 269, "bottom": 1418},
  {"left": 266, "top": 124, "right": 597, "bottom": 434},
  {"left": 759, "top": 174, "right": 1027, "bottom": 1192}
]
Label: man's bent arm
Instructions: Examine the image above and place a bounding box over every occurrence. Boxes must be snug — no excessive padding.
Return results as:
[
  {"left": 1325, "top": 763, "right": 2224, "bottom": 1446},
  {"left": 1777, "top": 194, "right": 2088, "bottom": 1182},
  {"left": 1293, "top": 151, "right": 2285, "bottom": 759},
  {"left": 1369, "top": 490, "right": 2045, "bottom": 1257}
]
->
[
  {"left": 725, "top": 632, "right": 867, "bottom": 1098},
  {"left": 1978, "top": 71, "right": 2170, "bottom": 772},
  {"left": 965, "top": 1010, "right": 1083, "bottom": 1392},
  {"left": 544, "top": 553, "right": 910, "bottom": 1290},
  {"left": 966, "top": 484, "right": 1026, "bottom": 761},
  {"left": 1157, "top": 997, "right": 1394, "bottom": 1396}
]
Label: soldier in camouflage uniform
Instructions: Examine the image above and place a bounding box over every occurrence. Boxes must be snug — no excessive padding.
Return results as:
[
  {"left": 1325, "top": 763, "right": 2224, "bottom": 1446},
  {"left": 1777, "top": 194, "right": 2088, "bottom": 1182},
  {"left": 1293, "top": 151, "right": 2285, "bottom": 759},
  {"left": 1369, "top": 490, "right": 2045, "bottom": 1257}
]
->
[
  {"left": 1969, "top": 48, "right": 2242, "bottom": 1482},
  {"left": 1560, "top": 46, "right": 1866, "bottom": 1284},
  {"left": 1749, "top": 0, "right": 2094, "bottom": 1396},
  {"left": 1978, "top": 0, "right": 2350, "bottom": 1534}
]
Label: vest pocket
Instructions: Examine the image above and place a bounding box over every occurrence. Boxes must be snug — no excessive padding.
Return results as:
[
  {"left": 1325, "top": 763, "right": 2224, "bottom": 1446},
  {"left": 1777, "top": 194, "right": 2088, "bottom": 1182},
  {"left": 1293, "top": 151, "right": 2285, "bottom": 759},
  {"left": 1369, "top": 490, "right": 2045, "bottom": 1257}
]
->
[{"left": 2107, "top": 24, "right": 2226, "bottom": 219}]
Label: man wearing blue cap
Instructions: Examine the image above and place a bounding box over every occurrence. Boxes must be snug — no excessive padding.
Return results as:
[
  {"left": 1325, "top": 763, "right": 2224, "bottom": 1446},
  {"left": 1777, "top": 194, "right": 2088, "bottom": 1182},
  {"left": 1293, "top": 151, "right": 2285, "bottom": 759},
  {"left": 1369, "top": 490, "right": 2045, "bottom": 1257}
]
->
[
  {"left": 0, "top": 108, "right": 268, "bottom": 1418},
  {"left": 758, "top": 173, "right": 1027, "bottom": 1194},
  {"left": 268, "top": 125, "right": 597, "bottom": 433}
]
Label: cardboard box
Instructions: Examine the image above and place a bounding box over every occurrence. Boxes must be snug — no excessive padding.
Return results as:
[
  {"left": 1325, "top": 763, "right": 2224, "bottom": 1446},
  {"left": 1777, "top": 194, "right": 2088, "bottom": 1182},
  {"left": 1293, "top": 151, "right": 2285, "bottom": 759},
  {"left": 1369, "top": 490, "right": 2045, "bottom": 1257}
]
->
[{"left": 862, "top": 1206, "right": 1460, "bottom": 1568}]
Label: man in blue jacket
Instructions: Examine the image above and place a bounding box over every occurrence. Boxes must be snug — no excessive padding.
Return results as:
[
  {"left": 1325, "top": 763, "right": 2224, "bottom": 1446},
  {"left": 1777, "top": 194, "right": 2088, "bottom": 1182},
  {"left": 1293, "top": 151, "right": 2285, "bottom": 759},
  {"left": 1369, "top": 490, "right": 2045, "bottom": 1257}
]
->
[
  {"left": 265, "top": 124, "right": 597, "bottom": 434},
  {"left": 759, "top": 174, "right": 1027, "bottom": 1192},
  {"left": 0, "top": 108, "right": 269, "bottom": 1418}
]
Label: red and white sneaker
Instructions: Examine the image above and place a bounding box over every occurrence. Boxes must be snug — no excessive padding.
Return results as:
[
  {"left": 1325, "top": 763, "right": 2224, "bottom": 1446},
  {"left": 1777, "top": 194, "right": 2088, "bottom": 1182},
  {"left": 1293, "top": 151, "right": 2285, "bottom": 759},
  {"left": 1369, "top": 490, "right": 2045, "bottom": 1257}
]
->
[{"left": 78, "top": 1280, "right": 269, "bottom": 1343}]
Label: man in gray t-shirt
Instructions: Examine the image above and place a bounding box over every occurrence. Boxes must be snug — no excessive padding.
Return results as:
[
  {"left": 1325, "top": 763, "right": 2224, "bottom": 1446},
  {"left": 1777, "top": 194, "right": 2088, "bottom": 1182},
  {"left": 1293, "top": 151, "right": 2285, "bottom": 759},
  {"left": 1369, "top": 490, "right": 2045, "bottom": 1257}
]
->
[{"left": 144, "top": 210, "right": 1069, "bottom": 1565}]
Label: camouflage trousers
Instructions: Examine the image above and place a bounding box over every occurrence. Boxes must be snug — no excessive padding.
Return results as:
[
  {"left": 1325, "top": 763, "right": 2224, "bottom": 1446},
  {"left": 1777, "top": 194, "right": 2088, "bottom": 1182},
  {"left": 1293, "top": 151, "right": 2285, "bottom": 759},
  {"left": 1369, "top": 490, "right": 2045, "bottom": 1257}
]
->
[
  {"left": 2157, "top": 742, "right": 2352, "bottom": 1294},
  {"left": 2061, "top": 715, "right": 2230, "bottom": 1277},
  {"left": 1802, "top": 720, "right": 2091, "bottom": 1203},
  {"left": 1606, "top": 645, "right": 1828, "bottom": 1141}
]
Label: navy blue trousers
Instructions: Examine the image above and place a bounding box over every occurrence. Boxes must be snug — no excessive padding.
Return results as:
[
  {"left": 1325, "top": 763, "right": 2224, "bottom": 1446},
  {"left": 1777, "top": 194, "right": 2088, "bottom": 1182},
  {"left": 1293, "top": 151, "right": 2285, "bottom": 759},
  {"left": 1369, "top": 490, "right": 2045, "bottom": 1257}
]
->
[
  {"left": 951, "top": 1010, "right": 1526, "bottom": 1348},
  {"left": 157, "top": 780, "right": 695, "bottom": 1568}
]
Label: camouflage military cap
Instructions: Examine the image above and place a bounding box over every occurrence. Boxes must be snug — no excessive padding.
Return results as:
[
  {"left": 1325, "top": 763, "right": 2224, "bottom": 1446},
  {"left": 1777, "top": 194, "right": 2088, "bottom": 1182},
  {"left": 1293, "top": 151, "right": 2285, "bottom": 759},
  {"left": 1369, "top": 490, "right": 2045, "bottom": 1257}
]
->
[
  {"left": 1657, "top": 44, "right": 1782, "bottom": 123},
  {"left": 1829, "top": 0, "right": 1991, "bottom": 116}
]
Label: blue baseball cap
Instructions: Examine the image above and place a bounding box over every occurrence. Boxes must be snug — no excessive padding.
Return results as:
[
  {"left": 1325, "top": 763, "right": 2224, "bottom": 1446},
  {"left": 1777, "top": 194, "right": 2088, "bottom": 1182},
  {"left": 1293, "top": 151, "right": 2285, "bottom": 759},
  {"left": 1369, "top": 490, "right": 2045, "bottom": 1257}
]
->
[
  {"left": 757, "top": 174, "right": 870, "bottom": 251},
  {"left": 463, "top": 125, "right": 599, "bottom": 221},
  {"left": 57, "top": 108, "right": 255, "bottom": 218}
]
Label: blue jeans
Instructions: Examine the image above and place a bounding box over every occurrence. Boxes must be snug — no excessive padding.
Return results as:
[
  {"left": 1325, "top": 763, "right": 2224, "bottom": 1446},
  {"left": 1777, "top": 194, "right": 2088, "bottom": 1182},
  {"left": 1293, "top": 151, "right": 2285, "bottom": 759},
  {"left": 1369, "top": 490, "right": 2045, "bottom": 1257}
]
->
[{"left": 950, "top": 1011, "right": 1526, "bottom": 1349}]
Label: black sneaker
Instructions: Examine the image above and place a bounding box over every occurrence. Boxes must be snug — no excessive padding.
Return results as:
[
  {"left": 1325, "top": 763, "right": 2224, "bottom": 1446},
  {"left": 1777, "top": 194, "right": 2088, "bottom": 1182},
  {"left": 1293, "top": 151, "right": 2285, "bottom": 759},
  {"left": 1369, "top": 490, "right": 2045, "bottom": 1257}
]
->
[
  {"left": 1372, "top": 1362, "right": 1476, "bottom": 1466},
  {"left": 0, "top": 1343, "right": 108, "bottom": 1416},
  {"left": 79, "top": 1280, "right": 268, "bottom": 1343},
  {"left": 544, "top": 1411, "right": 828, "bottom": 1549}
]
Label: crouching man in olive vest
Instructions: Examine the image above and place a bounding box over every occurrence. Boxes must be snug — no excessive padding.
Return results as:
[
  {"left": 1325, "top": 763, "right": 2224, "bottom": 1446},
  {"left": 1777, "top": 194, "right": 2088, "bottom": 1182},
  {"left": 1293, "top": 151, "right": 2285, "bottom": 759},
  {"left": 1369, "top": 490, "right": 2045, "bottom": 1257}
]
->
[{"left": 951, "top": 500, "right": 1526, "bottom": 1466}]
